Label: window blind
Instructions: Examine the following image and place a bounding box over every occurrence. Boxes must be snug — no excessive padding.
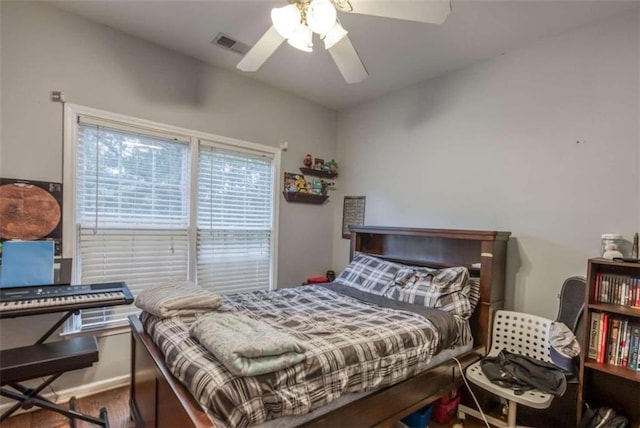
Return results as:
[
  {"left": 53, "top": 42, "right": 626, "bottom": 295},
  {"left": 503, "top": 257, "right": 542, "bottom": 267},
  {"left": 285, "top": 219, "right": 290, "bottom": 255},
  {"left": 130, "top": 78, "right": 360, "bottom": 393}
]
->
[
  {"left": 75, "top": 122, "right": 190, "bottom": 329},
  {"left": 68, "top": 110, "right": 279, "bottom": 333},
  {"left": 197, "top": 144, "right": 274, "bottom": 293}
]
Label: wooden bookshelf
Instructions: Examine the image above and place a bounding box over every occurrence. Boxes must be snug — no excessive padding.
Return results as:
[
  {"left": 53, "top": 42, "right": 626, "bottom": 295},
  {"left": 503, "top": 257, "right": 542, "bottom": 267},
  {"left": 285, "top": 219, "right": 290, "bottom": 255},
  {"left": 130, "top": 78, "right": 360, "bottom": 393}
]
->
[
  {"left": 578, "top": 258, "right": 640, "bottom": 426},
  {"left": 584, "top": 359, "right": 640, "bottom": 382}
]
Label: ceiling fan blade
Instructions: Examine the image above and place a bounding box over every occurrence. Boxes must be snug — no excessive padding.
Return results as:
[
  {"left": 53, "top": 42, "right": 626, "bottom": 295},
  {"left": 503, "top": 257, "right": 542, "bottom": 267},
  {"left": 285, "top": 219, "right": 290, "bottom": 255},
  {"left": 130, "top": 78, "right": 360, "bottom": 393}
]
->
[
  {"left": 328, "top": 35, "right": 368, "bottom": 84},
  {"left": 346, "top": 0, "right": 451, "bottom": 24},
  {"left": 237, "top": 26, "right": 285, "bottom": 72}
]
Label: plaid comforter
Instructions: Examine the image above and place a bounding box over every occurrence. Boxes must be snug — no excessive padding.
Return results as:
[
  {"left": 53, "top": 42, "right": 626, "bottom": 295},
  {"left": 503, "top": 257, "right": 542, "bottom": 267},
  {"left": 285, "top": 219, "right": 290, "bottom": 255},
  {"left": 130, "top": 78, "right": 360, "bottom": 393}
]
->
[{"left": 141, "top": 284, "right": 470, "bottom": 428}]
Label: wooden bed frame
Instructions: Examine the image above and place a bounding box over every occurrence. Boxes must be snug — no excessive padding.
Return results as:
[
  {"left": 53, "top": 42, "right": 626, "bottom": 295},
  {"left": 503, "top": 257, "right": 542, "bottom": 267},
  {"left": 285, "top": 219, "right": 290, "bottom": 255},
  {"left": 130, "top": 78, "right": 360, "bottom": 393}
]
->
[{"left": 129, "top": 226, "right": 510, "bottom": 427}]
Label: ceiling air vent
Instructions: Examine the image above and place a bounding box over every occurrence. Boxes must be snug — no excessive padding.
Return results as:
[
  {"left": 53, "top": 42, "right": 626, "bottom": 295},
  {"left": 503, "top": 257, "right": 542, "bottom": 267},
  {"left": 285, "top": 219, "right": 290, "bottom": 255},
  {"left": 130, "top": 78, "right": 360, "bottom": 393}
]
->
[{"left": 212, "top": 33, "right": 250, "bottom": 56}]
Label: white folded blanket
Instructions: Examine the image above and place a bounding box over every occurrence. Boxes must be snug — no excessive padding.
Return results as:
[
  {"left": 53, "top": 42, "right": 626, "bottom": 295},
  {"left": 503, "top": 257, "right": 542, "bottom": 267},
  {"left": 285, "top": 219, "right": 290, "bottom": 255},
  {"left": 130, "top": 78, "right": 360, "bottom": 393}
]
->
[
  {"left": 135, "top": 280, "right": 222, "bottom": 318},
  {"left": 189, "top": 312, "right": 306, "bottom": 377}
]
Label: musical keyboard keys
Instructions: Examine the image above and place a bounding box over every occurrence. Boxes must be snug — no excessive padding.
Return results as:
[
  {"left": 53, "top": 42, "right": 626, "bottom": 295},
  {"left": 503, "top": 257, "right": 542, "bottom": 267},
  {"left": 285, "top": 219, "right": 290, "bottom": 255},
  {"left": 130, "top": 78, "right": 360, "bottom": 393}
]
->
[{"left": 0, "top": 282, "right": 133, "bottom": 318}]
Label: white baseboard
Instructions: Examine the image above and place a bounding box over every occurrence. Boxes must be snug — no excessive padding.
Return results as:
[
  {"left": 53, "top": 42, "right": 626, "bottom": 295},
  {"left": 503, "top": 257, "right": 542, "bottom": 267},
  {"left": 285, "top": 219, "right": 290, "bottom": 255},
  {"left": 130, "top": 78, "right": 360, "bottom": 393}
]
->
[{"left": 0, "top": 374, "right": 130, "bottom": 417}]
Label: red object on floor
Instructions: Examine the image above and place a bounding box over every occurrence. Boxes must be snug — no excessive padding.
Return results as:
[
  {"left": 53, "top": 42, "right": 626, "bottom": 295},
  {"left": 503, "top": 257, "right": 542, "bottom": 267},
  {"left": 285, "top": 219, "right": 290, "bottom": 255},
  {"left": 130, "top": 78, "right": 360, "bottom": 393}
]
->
[
  {"left": 306, "top": 276, "right": 328, "bottom": 284},
  {"left": 432, "top": 393, "right": 461, "bottom": 424}
]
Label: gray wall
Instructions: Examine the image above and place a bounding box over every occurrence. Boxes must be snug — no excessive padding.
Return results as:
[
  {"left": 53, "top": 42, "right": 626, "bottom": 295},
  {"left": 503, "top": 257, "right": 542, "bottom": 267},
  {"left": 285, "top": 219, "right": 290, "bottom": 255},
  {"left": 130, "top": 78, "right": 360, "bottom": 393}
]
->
[
  {"left": 1, "top": 0, "right": 639, "bottom": 405},
  {"left": 0, "top": 0, "right": 336, "bottom": 394},
  {"left": 332, "top": 12, "right": 640, "bottom": 320}
]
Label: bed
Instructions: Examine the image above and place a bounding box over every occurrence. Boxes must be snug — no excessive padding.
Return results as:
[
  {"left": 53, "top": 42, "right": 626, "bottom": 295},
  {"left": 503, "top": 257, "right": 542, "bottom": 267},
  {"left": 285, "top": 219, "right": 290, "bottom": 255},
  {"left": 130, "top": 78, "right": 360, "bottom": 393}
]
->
[{"left": 129, "top": 226, "right": 510, "bottom": 427}]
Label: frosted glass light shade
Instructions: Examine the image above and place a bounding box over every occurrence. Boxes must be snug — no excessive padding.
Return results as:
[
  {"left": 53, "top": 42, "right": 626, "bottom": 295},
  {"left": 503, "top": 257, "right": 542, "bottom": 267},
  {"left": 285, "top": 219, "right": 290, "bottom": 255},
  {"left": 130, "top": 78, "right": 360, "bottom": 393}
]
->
[
  {"left": 322, "top": 21, "right": 348, "bottom": 49},
  {"left": 306, "top": 0, "right": 337, "bottom": 34},
  {"left": 287, "top": 24, "right": 313, "bottom": 52},
  {"left": 271, "top": 4, "right": 301, "bottom": 39}
]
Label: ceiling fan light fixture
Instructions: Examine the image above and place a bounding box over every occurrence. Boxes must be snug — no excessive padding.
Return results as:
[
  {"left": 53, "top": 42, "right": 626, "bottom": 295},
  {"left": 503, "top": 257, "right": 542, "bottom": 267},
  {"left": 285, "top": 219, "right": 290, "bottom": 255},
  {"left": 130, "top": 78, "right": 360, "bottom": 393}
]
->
[
  {"left": 240, "top": 0, "right": 450, "bottom": 83},
  {"left": 271, "top": 4, "right": 301, "bottom": 39},
  {"left": 287, "top": 24, "right": 313, "bottom": 52},
  {"left": 322, "top": 21, "right": 348, "bottom": 50},
  {"left": 332, "top": 0, "right": 353, "bottom": 13},
  {"left": 306, "top": 0, "right": 337, "bottom": 35}
]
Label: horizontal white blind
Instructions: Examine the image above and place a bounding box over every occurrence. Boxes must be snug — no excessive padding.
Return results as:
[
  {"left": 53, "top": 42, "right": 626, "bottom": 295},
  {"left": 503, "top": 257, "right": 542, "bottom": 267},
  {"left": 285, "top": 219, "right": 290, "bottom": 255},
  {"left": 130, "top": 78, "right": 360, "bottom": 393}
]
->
[
  {"left": 197, "top": 144, "right": 274, "bottom": 293},
  {"left": 197, "top": 230, "right": 271, "bottom": 294},
  {"left": 76, "top": 123, "right": 190, "bottom": 330},
  {"left": 78, "top": 228, "right": 189, "bottom": 328},
  {"left": 77, "top": 124, "right": 189, "bottom": 229},
  {"left": 78, "top": 115, "right": 191, "bottom": 143}
]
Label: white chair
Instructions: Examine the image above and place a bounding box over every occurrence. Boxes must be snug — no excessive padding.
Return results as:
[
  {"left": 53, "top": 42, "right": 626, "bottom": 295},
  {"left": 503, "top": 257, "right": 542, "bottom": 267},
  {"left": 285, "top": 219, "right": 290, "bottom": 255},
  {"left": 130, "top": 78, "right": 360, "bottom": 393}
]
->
[{"left": 457, "top": 310, "right": 556, "bottom": 428}]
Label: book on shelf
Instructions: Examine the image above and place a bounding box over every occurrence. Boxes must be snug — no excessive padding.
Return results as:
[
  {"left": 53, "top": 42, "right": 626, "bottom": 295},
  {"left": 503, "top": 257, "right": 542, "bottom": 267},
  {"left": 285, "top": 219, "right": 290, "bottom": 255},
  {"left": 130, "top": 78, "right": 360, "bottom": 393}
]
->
[
  {"left": 629, "top": 324, "right": 640, "bottom": 370},
  {"left": 588, "top": 312, "right": 602, "bottom": 360},
  {"left": 598, "top": 313, "right": 609, "bottom": 364},
  {"left": 589, "top": 312, "right": 640, "bottom": 370},
  {"left": 617, "top": 321, "right": 624, "bottom": 366},
  {"left": 594, "top": 273, "right": 640, "bottom": 307},
  {"left": 621, "top": 321, "right": 631, "bottom": 367},
  {"left": 607, "top": 318, "right": 619, "bottom": 365}
]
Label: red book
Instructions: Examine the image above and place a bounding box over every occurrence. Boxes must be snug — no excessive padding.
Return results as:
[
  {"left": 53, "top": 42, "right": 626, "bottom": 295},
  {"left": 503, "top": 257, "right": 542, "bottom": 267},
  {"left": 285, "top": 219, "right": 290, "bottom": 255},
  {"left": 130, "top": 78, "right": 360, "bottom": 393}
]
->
[
  {"left": 595, "top": 273, "right": 602, "bottom": 302},
  {"left": 598, "top": 313, "right": 609, "bottom": 364}
]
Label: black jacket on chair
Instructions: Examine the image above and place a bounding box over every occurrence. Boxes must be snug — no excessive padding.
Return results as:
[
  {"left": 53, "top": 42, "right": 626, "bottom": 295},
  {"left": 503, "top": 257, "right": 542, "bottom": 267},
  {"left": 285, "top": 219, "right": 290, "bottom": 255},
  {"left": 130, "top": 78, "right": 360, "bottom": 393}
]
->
[{"left": 480, "top": 350, "right": 568, "bottom": 396}]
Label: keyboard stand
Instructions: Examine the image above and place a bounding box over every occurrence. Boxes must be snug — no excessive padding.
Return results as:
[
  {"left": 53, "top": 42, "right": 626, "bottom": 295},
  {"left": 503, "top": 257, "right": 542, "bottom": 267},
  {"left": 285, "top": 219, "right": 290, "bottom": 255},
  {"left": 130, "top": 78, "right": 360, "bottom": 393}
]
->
[{"left": 0, "top": 309, "right": 109, "bottom": 427}]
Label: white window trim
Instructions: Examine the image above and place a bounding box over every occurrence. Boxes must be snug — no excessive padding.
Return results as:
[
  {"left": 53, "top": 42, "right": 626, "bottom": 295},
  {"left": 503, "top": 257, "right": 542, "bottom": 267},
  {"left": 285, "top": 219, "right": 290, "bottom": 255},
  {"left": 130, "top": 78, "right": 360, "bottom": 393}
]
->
[{"left": 62, "top": 104, "right": 281, "bottom": 335}]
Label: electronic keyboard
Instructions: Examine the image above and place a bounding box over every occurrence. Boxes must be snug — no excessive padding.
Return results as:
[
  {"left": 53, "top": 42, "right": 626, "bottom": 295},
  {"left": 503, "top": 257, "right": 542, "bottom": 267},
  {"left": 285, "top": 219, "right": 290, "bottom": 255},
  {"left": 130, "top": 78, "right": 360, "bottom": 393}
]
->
[{"left": 0, "top": 281, "right": 134, "bottom": 318}]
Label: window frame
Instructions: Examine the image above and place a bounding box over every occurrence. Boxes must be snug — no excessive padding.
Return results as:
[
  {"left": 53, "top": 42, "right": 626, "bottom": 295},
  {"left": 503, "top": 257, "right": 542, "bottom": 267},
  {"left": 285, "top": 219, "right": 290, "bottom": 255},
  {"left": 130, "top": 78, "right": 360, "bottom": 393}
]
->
[{"left": 62, "top": 104, "right": 281, "bottom": 335}]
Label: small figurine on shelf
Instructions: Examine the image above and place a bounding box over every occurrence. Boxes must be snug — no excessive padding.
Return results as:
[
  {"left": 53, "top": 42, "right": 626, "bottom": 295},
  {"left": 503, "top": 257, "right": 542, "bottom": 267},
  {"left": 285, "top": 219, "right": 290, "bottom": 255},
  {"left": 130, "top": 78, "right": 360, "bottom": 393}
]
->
[
  {"left": 314, "top": 158, "right": 325, "bottom": 170},
  {"left": 284, "top": 172, "right": 296, "bottom": 192},
  {"left": 326, "top": 159, "right": 338, "bottom": 175},
  {"left": 320, "top": 180, "right": 335, "bottom": 195},
  {"left": 294, "top": 175, "right": 307, "bottom": 193},
  {"left": 304, "top": 154, "right": 313, "bottom": 168},
  {"left": 311, "top": 180, "right": 323, "bottom": 195},
  {"left": 602, "top": 243, "right": 623, "bottom": 260}
]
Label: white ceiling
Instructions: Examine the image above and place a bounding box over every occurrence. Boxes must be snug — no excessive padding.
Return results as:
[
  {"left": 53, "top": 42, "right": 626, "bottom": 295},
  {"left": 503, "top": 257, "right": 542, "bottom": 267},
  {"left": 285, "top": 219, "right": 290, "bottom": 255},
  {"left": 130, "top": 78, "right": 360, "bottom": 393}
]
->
[{"left": 51, "top": 0, "right": 638, "bottom": 110}]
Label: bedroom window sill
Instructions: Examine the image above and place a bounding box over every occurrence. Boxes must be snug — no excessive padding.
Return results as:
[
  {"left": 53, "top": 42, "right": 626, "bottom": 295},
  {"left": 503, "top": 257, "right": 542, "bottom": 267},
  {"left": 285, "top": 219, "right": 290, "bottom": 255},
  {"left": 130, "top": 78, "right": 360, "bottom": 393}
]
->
[{"left": 60, "top": 322, "right": 130, "bottom": 339}]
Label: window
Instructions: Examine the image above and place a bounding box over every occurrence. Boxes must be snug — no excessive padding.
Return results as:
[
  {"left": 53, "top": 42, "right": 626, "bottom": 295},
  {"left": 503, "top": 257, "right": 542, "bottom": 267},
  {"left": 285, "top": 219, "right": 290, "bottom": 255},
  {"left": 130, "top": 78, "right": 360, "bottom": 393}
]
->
[
  {"left": 197, "top": 144, "right": 274, "bottom": 294},
  {"left": 63, "top": 106, "right": 279, "bottom": 333}
]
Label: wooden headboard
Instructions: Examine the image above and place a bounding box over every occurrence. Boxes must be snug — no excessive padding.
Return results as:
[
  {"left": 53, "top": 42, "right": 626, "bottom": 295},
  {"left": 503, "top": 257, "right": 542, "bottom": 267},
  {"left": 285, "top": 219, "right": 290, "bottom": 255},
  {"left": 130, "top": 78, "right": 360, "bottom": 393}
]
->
[{"left": 349, "top": 226, "right": 511, "bottom": 350}]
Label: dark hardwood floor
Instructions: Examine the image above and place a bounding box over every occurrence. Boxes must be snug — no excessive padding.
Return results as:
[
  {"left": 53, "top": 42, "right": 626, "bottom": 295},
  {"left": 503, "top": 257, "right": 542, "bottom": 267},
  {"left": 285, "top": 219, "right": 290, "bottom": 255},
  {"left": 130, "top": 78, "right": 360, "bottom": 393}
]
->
[
  {"left": 1, "top": 386, "right": 484, "bottom": 428},
  {"left": 1, "top": 386, "right": 134, "bottom": 428}
]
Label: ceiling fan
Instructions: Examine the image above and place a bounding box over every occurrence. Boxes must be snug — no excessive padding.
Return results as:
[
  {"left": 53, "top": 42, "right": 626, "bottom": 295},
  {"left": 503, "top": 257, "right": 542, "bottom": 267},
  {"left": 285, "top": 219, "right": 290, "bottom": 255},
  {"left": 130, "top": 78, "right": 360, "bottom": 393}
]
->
[{"left": 237, "top": 0, "right": 451, "bottom": 84}]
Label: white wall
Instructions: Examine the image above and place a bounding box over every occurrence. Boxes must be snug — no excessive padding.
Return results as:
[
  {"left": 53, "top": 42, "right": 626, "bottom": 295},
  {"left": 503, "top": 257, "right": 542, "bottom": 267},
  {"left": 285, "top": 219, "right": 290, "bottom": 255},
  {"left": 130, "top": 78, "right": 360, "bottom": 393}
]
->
[
  {"left": 0, "top": 0, "right": 336, "bottom": 395},
  {"left": 333, "top": 12, "right": 639, "bottom": 319}
]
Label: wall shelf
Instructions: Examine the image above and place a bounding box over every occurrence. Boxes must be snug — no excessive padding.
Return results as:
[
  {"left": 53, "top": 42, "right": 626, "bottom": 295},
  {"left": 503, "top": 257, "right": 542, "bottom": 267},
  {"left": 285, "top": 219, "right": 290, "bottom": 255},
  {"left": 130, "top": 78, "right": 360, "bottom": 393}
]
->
[
  {"left": 299, "top": 167, "right": 337, "bottom": 179},
  {"left": 282, "top": 192, "right": 328, "bottom": 205}
]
